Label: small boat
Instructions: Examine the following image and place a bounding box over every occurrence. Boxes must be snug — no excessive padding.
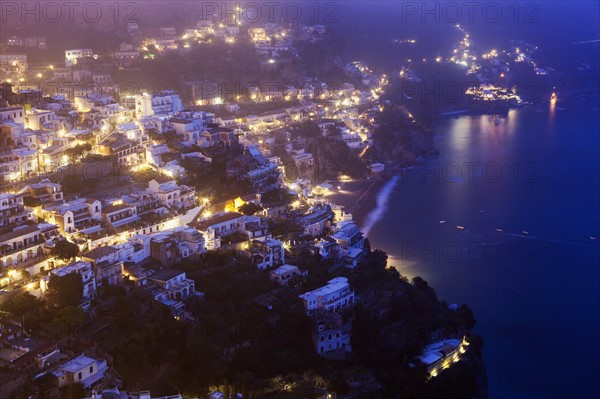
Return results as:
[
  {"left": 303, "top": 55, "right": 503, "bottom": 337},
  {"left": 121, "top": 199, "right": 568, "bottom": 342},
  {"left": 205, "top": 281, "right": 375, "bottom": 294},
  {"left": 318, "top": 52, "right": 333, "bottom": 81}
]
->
[
  {"left": 439, "top": 220, "right": 446, "bottom": 224},
  {"left": 456, "top": 225, "right": 465, "bottom": 230},
  {"left": 590, "top": 236, "right": 597, "bottom": 240},
  {"left": 480, "top": 209, "right": 486, "bottom": 213},
  {"left": 496, "top": 229, "right": 503, "bottom": 233},
  {"left": 522, "top": 230, "right": 529, "bottom": 236}
]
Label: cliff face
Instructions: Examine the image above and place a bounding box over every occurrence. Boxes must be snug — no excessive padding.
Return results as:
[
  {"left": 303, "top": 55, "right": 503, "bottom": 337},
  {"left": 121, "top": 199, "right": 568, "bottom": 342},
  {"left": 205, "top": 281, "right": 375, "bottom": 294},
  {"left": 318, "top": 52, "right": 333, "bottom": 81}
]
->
[{"left": 368, "top": 107, "right": 438, "bottom": 164}]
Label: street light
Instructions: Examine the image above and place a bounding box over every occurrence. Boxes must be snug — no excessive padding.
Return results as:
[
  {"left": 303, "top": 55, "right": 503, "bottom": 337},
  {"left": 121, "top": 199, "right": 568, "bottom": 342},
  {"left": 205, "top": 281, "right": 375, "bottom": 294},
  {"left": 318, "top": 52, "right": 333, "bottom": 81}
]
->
[{"left": 7, "top": 269, "right": 18, "bottom": 284}]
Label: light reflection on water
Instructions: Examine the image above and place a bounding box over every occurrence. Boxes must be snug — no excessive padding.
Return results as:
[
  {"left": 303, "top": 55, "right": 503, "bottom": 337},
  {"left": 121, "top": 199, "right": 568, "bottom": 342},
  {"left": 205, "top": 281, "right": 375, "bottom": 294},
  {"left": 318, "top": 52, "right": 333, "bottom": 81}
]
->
[{"left": 367, "top": 102, "right": 600, "bottom": 398}]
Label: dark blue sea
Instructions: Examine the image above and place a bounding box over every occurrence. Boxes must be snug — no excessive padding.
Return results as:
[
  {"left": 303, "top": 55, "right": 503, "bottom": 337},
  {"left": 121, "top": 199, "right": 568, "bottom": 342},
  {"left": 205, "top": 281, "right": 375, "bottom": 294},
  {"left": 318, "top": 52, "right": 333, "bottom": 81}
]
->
[{"left": 364, "top": 98, "right": 600, "bottom": 398}]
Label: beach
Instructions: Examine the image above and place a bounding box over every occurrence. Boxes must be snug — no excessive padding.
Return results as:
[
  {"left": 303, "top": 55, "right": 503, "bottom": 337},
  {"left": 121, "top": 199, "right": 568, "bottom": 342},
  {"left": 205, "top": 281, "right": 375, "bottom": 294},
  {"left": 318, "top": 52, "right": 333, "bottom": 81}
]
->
[{"left": 327, "top": 175, "right": 391, "bottom": 230}]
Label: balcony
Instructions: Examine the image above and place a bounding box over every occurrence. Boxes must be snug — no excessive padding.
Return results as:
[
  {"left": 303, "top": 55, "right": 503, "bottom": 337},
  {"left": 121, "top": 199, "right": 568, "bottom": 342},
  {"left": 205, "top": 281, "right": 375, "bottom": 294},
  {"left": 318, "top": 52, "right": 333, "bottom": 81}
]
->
[{"left": 324, "top": 290, "right": 354, "bottom": 306}]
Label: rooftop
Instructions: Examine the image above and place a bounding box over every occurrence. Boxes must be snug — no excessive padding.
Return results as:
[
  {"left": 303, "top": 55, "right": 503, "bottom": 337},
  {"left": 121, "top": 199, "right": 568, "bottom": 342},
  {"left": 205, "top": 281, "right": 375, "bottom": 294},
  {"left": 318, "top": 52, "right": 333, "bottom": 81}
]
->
[
  {"left": 194, "top": 212, "right": 243, "bottom": 231},
  {"left": 82, "top": 245, "right": 118, "bottom": 260},
  {"left": 299, "top": 277, "right": 350, "bottom": 301},
  {"left": 151, "top": 268, "right": 185, "bottom": 282},
  {"left": 271, "top": 264, "right": 299, "bottom": 276}
]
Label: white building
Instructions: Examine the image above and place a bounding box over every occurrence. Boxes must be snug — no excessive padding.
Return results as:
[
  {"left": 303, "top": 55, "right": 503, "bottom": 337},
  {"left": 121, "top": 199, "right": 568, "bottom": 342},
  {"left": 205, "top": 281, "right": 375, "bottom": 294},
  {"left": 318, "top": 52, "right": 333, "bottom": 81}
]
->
[
  {"left": 52, "top": 354, "right": 108, "bottom": 388},
  {"left": 25, "top": 108, "right": 59, "bottom": 130},
  {"left": 269, "top": 264, "right": 302, "bottom": 286},
  {"left": 135, "top": 91, "right": 183, "bottom": 118},
  {"left": 0, "top": 223, "right": 59, "bottom": 268},
  {"left": 418, "top": 337, "right": 470, "bottom": 378},
  {"left": 42, "top": 198, "right": 102, "bottom": 234},
  {"left": 42, "top": 260, "right": 97, "bottom": 301},
  {"left": 299, "top": 277, "right": 354, "bottom": 315},
  {"left": 0, "top": 54, "right": 28, "bottom": 77},
  {"left": 65, "top": 49, "right": 93, "bottom": 66},
  {"left": 0, "top": 106, "right": 25, "bottom": 125},
  {"left": 245, "top": 237, "right": 285, "bottom": 270},
  {"left": 147, "top": 176, "right": 196, "bottom": 209},
  {"left": 0, "top": 192, "right": 34, "bottom": 227},
  {"left": 193, "top": 212, "right": 244, "bottom": 238},
  {"left": 330, "top": 220, "right": 364, "bottom": 265},
  {"left": 149, "top": 269, "right": 195, "bottom": 300}
]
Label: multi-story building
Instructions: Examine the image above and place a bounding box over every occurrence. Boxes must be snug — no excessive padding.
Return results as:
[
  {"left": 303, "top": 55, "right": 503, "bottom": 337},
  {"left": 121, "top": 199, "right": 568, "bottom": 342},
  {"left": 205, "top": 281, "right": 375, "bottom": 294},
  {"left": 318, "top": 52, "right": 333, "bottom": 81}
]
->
[
  {"left": 96, "top": 135, "right": 143, "bottom": 166},
  {"left": 0, "top": 153, "right": 21, "bottom": 183},
  {"left": 147, "top": 176, "right": 196, "bottom": 209},
  {"left": 11, "top": 148, "right": 38, "bottom": 179},
  {"left": 159, "top": 26, "right": 177, "bottom": 37},
  {"left": 121, "top": 191, "right": 159, "bottom": 215},
  {"left": 20, "top": 180, "right": 63, "bottom": 204},
  {"left": 81, "top": 246, "right": 123, "bottom": 286},
  {"left": 269, "top": 264, "right": 302, "bottom": 286},
  {"left": 102, "top": 202, "right": 138, "bottom": 230},
  {"left": 65, "top": 49, "right": 93, "bottom": 66},
  {"left": 42, "top": 260, "right": 97, "bottom": 301},
  {"left": 0, "top": 54, "right": 28, "bottom": 78},
  {"left": 26, "top": 108, "right": 59, "bottom": 130},
  {"left": 299, "top": 277, "right": 354, "bottom": 315},
  {"left": 299, "top": 205, "right": 333, "bottom": 237},
  {"left": 149, "top": 269, "right": 195, "bottom": 301},
  {"left": 330, "top": 221, "right": 365, "bottom": 266},
  {"left": 0, "top": 192, "right": 34, "bottom": 227},
  {"left": 74, "top": 94, "right": 121, "bottom": 121},
  {"left": 149, "top": 226, "right": 206, "bottom": 266},
  {"left": 193, "top": 212, "right": 244, "bottom": 238},
  {"left": 51, "top": 355, "right": 108, "bottom": 389},
  {"left": 0, "top": 223, "right": 59, "bottom": 269},
  {"left": 42, "top": 198, "right": 102, "bottom": 234},
  {"left": 237, "top": 215, "right": 269, "bottom": 240},
  {"left": 135, "top": 91, "right": 183, "bottom": 118},
  {"left": 312, "top": 310, "right": 351, "bottom": 357},
  {"left": 0, "top": 106, "right": 25, "bottom": 125},
  {"left": 245, "top": 237, "right": 285, "bottom": 270},
  {"left": 114, "top": 49, "right": 140, "bottom": 67}
]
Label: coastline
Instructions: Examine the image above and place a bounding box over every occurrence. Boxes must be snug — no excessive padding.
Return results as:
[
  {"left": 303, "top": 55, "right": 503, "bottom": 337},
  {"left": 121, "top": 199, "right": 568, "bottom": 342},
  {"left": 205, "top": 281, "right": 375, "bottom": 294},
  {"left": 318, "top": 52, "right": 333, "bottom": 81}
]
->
[{"left": 328, "top": 175, "right": 391, "bottom": 230}]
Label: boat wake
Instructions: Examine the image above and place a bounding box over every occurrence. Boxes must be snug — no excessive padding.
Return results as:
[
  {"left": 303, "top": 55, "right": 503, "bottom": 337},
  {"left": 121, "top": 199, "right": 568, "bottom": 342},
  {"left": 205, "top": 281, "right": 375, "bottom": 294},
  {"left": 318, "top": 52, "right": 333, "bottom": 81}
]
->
[{"left": 361, "top": 175, "right": 400, "bottom": 237}]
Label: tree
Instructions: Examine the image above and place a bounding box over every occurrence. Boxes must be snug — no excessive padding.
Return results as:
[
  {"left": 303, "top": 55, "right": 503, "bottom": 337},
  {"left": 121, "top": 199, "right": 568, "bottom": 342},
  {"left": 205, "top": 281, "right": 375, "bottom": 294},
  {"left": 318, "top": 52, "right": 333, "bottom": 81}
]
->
[
  {"left": 53, "top": 305, "right": 85, "bottom": 334},
  {"left": 47, "top": 273, "right": 83, "bottom": 308},
  {"left": 1, "top": 292, "right": 39, "bottom": 317},
  {"left": 412, "top": 276, "right": 438, "bottom": 301},
  {"left": 50, "top": 240, "right": 80, "bottom": 262},
  {"left": 64, "top": 143, "right": 91, "bottom": 164},
  {"left": 238, "top": 202, "right": 263, "bottom": 216},
  {"left": 455, "top": 304, "right": 476, "bottom": 331}
]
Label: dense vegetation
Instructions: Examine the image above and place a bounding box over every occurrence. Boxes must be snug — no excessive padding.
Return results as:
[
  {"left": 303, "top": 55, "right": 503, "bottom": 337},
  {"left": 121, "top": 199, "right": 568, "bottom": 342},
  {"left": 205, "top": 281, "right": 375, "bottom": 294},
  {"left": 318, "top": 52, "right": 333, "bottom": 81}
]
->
[{"left": 2, "top": 247, "right": 485, "bottom": 398}]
